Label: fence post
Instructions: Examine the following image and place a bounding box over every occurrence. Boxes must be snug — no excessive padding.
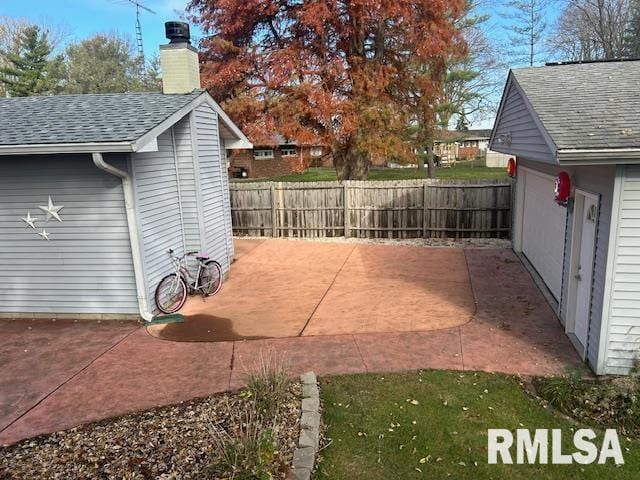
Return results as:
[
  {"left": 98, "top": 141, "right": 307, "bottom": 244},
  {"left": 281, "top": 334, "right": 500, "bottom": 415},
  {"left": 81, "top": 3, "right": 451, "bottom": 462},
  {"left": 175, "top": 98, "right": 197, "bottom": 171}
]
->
[
  {"left": 270, "top": 183, "right": 277, "bottom": 237},
  {"left": 422, "top": 182, "right": 428, "bottom": 238},
  {"left": 343, "top": 182, "right": 350, "bottom": 238}
]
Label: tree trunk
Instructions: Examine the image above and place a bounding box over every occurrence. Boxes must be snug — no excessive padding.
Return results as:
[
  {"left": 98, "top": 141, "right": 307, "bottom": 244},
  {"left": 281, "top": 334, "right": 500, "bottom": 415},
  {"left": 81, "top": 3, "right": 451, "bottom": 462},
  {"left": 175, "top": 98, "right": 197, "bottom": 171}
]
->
[
  {"left": 425, "top": 145, "right": 436, "bottom": 179},
  {"left": 334, "top": 142, "right": 370, "bottom": 180},
  {"left": 417, "top": 153, "right": 425, "bottom": 171}
]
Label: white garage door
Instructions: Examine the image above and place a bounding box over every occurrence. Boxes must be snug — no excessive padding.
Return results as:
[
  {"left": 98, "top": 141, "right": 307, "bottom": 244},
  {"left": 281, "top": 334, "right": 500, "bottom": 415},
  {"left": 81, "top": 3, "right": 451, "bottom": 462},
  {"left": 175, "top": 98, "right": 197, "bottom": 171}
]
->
[{"left": 521, "top": 169, "right": 567, "bottom": 300}]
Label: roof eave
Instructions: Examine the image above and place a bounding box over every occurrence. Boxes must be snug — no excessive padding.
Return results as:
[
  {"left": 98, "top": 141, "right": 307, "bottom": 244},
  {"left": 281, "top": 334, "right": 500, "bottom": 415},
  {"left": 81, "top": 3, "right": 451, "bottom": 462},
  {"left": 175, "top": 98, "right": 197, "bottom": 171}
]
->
[
  {"left": 558, "top": 148, "right": 640, "bottom": 165},
  {"left": 0, "top": 142, "right": 133, "bottom": 156},
  {"left": 202, "top": 94, "right": 253, "bottom": 149}
]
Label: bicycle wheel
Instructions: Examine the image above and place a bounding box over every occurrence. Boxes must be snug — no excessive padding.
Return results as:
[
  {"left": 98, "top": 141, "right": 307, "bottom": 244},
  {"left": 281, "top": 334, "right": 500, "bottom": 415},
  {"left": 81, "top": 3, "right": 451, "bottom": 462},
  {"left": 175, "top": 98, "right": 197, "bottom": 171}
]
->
[
  {"left": 199, "top": 260, "right": 223, "bottom": 296},
  {"left": 155, "top": 274, "right": 187, "bottom": 314}
]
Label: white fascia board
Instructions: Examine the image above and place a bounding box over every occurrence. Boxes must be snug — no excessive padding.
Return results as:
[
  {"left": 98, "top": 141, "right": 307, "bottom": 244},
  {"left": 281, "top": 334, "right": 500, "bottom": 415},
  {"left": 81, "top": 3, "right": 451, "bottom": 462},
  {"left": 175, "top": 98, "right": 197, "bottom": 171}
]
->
[
  {"left": 558, "top": 148, "right": 640, "bottom": 165},
  {"left": 137, "top": 137, "right": 158, "bottom": 153},
  {"left": 595, "top": 165, "right": 625, "bottom": 375},
  {"left": 131, "top": 92, "right": 209, "bottom": 152},
  {"left": 0, "top": 141, "right": 133, "bottom": 155},
  {"left": 202, "top": 94, "right": 253, "bottom": 149}
]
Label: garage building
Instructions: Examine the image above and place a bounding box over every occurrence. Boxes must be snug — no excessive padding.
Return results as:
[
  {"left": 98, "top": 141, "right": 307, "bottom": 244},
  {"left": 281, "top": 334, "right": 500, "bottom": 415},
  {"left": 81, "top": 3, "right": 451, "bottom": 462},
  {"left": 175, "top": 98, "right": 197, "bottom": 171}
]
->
[
  {"left": 0, "top": 23, "right": 251, "bottom": 321},
  {"left": 491, "top": 59, "right": 640, "bottom": 375}
]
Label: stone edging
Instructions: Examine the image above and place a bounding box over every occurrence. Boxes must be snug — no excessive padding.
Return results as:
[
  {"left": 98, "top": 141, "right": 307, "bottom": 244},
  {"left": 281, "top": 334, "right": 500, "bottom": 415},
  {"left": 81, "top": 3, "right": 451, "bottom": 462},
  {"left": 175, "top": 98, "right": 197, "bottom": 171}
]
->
[{"left": 287, "top": 371, "right": 321, "bottom": 480}]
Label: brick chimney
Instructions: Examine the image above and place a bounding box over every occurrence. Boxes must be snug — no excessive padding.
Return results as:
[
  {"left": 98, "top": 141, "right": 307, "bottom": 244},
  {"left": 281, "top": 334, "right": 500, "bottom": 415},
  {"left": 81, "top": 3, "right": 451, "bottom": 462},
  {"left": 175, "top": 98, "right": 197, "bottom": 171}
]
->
[{"left": 160, "top": 21, "right": 201, "bottom": 94}]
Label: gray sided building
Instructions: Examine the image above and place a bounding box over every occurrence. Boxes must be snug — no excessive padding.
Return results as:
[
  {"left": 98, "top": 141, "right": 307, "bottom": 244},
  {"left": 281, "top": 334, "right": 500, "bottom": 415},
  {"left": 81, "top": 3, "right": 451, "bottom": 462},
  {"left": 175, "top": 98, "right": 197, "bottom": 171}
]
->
[
  {"left": 0, "top": 25, "right": 251, "bottom": 321},
  {"left": 491, "top": 59, "right": 640, "bottom": 375}
]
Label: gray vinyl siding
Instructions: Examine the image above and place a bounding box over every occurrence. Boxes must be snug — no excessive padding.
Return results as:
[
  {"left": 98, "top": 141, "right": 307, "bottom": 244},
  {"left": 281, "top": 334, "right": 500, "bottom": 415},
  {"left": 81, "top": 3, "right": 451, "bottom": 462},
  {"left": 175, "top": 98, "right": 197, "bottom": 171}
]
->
[
  {"left": 491, "top": 79, "right": 556, "bottom": 164},
  {"left": 218, "top": 138, "right": 235, "bottom": 262},
  {"left": 518, "top": 158, "right": 615, "bottom": 372},
  {"left": 604, "top": 165, "right": 640, "bottom": 374},
  {"left": 172, "top": 116, "right": 201, "bottom": 253},
  {"left": 194, "top": 104, "right": 233, "bottom": 272},
  {"left": 0, "top": 153, "right": 138, "bottom": 314},
  {"left": 131, "top": 125, "right": 187, "bottom": 308}
]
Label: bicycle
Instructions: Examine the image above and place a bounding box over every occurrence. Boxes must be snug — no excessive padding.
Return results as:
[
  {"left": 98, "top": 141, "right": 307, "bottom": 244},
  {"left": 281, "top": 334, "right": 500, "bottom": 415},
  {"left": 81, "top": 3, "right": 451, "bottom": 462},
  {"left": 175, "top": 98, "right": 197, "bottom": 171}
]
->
[{"left": 154, "top": 249, "right": 223, "bottom": 314}]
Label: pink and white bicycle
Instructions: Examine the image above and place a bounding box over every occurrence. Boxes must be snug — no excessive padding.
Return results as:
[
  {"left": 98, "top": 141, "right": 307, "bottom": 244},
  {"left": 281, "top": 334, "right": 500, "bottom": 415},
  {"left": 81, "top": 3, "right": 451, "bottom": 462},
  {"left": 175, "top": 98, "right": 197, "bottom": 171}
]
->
[{"left": 154, "top": 249, "right": 222, "bottom": 314}]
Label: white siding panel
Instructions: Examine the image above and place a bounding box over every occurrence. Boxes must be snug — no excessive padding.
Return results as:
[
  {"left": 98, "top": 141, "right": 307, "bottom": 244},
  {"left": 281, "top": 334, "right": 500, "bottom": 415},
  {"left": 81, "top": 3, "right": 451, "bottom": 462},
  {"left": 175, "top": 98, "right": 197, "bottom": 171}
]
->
[
  {"left": 0, "top": 154, "right": 137, "bottom": 314},
  {"left": 606, "top": 165, "right": 640, "bottom": 374},
  {"left": 194, "top": 104, "right": 233, "bottom": 272}
]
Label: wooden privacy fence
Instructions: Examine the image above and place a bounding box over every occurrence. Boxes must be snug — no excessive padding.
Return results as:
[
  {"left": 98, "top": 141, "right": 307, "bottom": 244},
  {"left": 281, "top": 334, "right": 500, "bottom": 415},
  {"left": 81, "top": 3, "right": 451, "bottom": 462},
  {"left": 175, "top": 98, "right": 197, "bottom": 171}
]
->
[{"left": 230, "top": 179, "right": 514, "bottom": 239}]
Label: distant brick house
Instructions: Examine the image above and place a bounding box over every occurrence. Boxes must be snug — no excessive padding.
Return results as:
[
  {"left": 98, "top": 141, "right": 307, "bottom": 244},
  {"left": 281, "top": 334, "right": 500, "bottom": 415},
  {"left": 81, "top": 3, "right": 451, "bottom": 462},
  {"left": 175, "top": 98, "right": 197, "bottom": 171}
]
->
[
  {"left": 434, "top": 129, "right": 492, "bottom": 161},
  {"left": 229, "top": 136, "right": 331, "bottom": 178}
]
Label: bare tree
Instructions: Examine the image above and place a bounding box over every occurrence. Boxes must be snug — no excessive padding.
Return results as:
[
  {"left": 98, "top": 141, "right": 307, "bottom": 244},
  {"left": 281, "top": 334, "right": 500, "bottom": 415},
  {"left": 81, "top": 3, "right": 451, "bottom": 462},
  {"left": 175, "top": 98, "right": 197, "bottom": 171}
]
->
[
  {"left": 501, "top": 0, "right": 552, "bottom": 66},
  {"left": 549, "top": 0, "right": 631, "bottom": 61}
]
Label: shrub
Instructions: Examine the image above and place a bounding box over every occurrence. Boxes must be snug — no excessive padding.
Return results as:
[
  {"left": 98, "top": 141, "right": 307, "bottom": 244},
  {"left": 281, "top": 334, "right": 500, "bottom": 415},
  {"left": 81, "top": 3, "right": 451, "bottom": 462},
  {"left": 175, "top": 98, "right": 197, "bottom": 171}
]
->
[
  {"left": 534, "top": 364, "right": 640, "bottom": 436},
  {"left": 208, "top": 410, "right": 277, "bottom": 480},
  {"left": 242, "top": 349, "right": 291, "bottom": 417}
]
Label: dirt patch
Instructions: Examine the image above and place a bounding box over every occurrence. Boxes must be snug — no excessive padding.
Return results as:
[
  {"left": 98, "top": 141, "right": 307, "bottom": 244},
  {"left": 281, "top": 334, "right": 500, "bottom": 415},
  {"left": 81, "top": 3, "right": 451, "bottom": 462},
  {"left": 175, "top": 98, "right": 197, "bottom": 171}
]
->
[{"left": 147, "top": 314, "right": 269, "bottom": 342}]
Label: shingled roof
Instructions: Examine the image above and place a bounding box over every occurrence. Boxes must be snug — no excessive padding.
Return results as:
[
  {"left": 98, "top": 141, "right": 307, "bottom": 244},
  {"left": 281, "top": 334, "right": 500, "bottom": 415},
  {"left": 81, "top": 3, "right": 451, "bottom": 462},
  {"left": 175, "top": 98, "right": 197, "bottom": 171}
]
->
[
  {"left": 512, "top": 60, "right": 640, "bottom": 150},
  {"left": 0, "top": 91, "right": 204, "bottom": 148}
]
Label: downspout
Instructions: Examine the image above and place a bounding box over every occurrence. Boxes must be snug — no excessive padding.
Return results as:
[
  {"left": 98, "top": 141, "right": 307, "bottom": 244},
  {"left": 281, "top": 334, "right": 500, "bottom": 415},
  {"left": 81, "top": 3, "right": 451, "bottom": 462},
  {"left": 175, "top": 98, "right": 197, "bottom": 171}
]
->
[{"left": 92, "top": 152, "right": 153, "bottom": 322}]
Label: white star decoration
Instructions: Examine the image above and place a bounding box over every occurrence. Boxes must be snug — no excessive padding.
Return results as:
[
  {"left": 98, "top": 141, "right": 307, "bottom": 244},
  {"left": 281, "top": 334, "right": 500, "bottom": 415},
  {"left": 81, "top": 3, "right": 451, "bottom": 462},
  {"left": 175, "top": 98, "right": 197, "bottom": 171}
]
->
[
  {"left": 39, "top": 196, "right": 64, "bottom": 222},
  {"left": 21, "top": 211, "right": 38, "bottom": 229},
  {"left": 38, "top": 229, "right": 50, "bottom": 241}
]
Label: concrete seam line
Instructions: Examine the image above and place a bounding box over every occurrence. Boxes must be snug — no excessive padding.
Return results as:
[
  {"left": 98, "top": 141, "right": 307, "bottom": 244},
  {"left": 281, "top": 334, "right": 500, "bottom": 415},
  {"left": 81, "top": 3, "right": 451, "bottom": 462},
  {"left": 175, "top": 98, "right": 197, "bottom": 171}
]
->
[
  {"left": 351, "top": 334, "right": 369, "bottom": 373},
  {"left": 0, "top": 325, "right": 139, "bottom": 440},
  {"left": 298, "top": 244, "right": 357, "bottom": 337}
]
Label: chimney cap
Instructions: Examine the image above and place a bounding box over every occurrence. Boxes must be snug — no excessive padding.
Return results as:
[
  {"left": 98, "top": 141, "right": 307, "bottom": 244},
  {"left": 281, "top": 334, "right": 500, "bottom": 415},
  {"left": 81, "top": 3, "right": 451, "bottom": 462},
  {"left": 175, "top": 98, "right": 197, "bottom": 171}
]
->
[{"left": 165, "top": 21, "right": 190, "bottom": 44}]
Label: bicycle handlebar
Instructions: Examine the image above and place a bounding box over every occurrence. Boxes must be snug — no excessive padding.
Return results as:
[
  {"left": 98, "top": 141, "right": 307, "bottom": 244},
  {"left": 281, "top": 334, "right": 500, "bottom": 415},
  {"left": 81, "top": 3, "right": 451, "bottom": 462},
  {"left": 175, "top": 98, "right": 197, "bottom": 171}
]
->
[{"left": 167, "top": 248, "right": 199, "bottom": 257}]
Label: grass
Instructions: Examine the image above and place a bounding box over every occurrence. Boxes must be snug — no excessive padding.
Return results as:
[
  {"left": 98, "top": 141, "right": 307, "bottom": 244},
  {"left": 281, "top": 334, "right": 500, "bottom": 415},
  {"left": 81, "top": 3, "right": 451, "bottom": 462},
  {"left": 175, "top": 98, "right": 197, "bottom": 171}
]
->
[
  {"left": 246, "top": 161, "right": 508, "bottom": 183},
  {"left": 317, "top": 370, "right": 640, "bottom": 479}
]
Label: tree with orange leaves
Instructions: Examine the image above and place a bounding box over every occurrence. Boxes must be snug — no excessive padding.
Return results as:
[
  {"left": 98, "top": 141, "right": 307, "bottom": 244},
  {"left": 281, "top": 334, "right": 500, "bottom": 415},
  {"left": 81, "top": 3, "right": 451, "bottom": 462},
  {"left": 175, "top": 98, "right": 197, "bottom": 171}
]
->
[{"left": 188, "top": 0, "right": 466, "bottom": 179}]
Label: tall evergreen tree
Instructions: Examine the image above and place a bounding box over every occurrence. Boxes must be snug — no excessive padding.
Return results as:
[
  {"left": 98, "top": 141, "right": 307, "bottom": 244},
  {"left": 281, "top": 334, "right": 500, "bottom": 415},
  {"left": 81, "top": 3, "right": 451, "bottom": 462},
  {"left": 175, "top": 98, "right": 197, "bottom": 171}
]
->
[{"left": 0, "top": 25, "right": 63, "bottom": 96}]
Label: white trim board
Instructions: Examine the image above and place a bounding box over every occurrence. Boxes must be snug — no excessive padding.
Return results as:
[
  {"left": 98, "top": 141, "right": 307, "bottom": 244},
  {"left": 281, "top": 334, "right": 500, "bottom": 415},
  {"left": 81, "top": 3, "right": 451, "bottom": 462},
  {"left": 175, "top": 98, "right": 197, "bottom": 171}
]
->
[
  {"left": 565, "top": 188, "right": 600, "bottom": 360},
  {"left": 596, "top": 165, "right": 625, "bottom": 375}
]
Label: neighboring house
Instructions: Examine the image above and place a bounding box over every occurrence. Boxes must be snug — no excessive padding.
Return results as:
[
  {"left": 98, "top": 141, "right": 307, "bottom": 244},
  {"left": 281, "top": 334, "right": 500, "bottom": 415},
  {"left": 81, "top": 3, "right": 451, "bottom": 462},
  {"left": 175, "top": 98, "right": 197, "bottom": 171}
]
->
[
  {"left": 490, "top": 59, "right": 640, "bottom": 375},
  {"left": 229, "top": 137, "right": 331, "bottom": 178},
  {"left": 434, "top": 129, "right": 510, "bottom": 167},
  {"left": 434, "top": 129, "right": 492, "bottom": 160},
  {"left": 0, "top": 22, "right": 251, "bottom": 321}
]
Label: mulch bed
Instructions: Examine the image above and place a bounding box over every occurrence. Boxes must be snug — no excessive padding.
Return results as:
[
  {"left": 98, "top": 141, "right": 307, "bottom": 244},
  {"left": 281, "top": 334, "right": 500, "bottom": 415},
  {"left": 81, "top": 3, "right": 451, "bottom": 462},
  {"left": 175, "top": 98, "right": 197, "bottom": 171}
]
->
[{"left": 0, "top": 384, "right": 301, "bottom": 479}]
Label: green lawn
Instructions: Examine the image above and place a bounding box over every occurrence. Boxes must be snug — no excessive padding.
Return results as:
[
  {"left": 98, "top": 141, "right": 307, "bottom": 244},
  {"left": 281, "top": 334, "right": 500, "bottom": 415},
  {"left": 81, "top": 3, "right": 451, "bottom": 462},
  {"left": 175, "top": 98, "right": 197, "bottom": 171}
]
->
[
  {"left": 250, "top": 162, "right": 507, "bottom": 183},
  {"left": 317, "top": 371, "right": 639, "bottom": 479}
]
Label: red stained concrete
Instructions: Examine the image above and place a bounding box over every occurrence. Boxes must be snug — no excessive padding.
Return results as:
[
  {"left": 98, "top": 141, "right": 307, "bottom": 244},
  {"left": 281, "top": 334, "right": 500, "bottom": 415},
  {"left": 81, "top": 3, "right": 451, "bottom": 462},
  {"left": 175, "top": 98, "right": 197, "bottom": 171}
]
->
[{"left": 0, "top": 239, "right": 583, "bottom": 446}]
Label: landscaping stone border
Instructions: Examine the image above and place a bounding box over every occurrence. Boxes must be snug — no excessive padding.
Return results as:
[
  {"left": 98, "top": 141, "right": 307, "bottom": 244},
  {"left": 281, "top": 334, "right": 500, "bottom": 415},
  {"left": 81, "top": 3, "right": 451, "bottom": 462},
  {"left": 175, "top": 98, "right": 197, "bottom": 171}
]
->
[{"left": 287, "top": 371, "right": 321, "bottom": 480}]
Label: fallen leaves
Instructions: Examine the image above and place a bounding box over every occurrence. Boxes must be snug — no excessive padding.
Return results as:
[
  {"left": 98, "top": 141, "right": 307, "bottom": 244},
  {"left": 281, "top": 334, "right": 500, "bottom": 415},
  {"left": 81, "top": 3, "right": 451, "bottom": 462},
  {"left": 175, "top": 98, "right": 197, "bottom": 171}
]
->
[{"left": 0, "top": 384, "right": 302, "bottom": 479}]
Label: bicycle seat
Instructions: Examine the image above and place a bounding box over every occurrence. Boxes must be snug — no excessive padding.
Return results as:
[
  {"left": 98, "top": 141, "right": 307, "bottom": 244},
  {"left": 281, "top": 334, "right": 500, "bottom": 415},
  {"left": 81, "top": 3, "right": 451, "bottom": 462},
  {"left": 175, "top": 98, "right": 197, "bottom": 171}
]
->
[{"left": 195, "top": 252, "right": 209, "bottom": 261}]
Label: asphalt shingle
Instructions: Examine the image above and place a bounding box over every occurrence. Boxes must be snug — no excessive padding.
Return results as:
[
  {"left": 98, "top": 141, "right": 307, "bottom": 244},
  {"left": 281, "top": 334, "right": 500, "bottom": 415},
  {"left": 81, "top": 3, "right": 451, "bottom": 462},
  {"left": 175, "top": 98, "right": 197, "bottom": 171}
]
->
[
  {"left": 512, "top": 60, "right": 640, "bottom": 150},
  {"left": 0, "top": 91, "right": 204, "bottom": 146}
]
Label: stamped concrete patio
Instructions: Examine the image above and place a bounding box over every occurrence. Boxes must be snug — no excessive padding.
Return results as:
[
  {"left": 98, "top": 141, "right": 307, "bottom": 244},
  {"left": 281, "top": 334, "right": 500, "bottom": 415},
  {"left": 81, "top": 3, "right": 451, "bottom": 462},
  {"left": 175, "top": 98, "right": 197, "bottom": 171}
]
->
[{"left": 0, "top": 239, "right": 583, "bottom": 446}]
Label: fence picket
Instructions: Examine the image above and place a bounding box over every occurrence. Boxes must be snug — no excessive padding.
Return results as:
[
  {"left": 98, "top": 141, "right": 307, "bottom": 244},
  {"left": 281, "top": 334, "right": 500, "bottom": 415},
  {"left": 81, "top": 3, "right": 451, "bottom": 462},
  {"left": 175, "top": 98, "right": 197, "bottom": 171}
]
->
[{"left": 229, "top": 179, "right": 511, "bottom": 239}]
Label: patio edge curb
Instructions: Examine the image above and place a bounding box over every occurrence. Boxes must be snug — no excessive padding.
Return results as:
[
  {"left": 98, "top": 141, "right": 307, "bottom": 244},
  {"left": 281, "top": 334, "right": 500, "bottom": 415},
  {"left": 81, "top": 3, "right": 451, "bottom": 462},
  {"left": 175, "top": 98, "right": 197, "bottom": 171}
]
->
[{"left": 287, "top": 371, "right": 320, "bottom": 480}]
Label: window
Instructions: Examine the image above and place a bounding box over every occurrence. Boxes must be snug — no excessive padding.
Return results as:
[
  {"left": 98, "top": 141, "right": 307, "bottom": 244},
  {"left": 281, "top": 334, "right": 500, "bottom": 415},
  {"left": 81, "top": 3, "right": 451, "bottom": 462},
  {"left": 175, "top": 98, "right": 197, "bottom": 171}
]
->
[
  {"left": 281, "top": 146, "right": 297, "bottom": 157},
  {"left": 253, "top": 149, "right": 274, "bottom": 159},
  {"left": 310, "top": 147, "right": 323, "bottom": 157}
]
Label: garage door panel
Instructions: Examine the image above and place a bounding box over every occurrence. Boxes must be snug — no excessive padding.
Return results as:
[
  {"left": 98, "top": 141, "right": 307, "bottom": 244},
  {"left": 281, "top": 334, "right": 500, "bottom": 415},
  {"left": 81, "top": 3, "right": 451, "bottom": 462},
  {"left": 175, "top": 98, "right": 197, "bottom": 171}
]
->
[{"left": 522, "top": 170, "right": 567, "bottom": 300}]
